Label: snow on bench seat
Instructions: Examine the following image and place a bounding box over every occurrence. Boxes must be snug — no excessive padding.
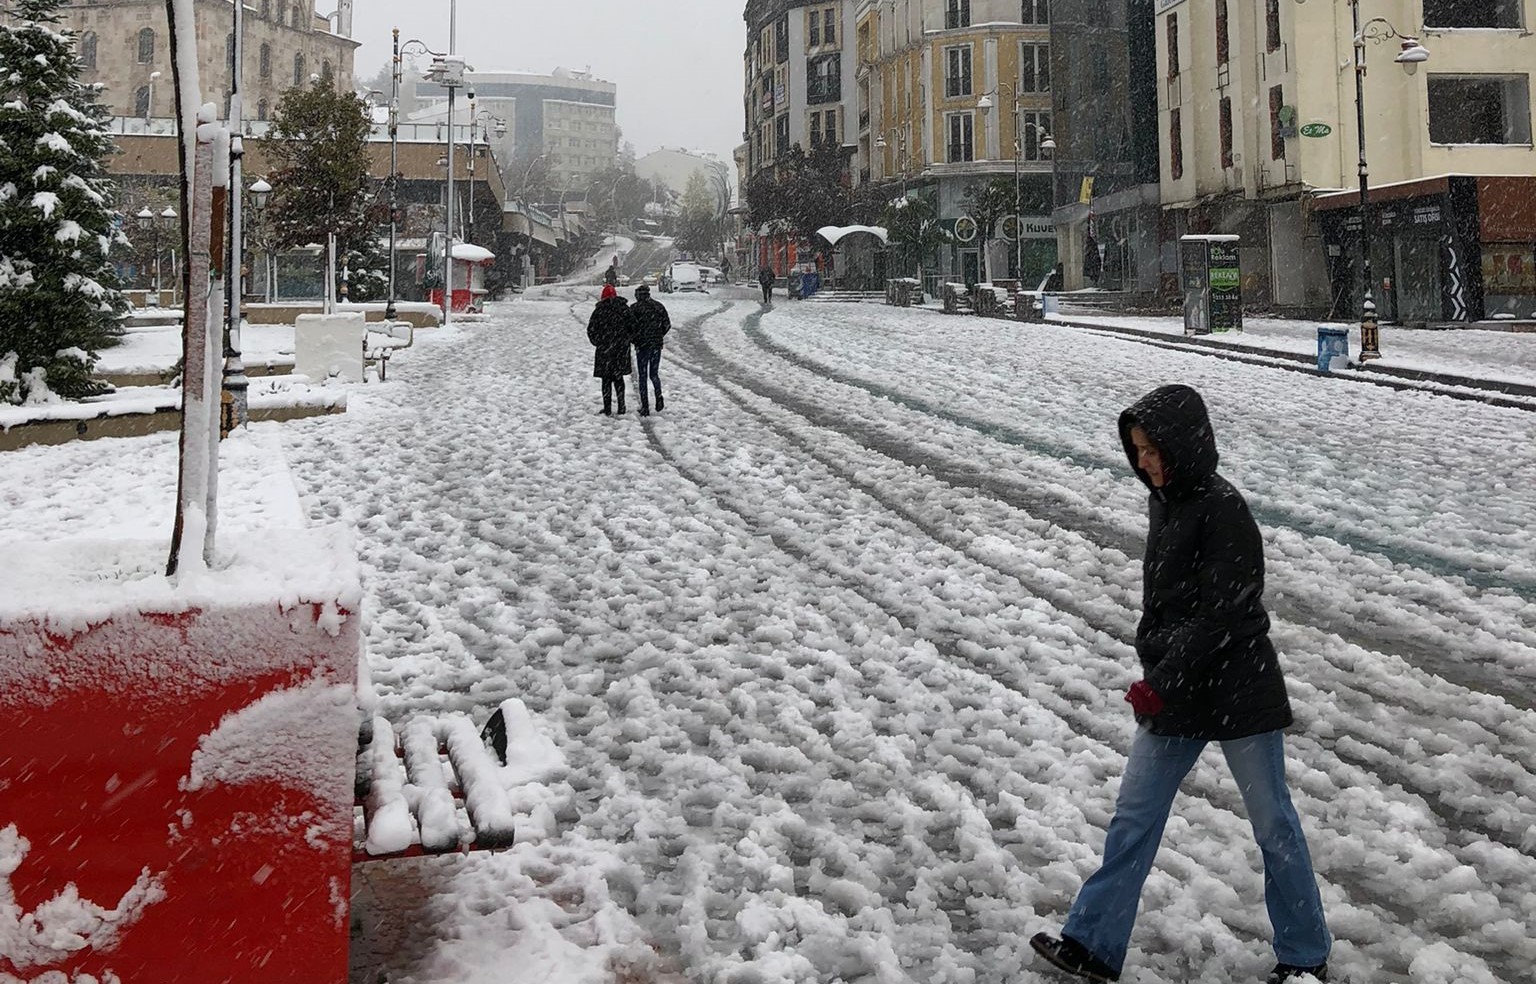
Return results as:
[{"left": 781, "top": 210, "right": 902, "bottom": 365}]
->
[{"left": 353, "top": 698, "right": 565, "bottom": 862}]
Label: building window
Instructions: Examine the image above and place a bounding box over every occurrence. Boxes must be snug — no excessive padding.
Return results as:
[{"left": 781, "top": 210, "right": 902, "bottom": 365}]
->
[
  {"left": 322, "top": 60, "right": 333, "bottom": 81},
  {"left": 1266, "top": 0, "right": 1281, "bottom": 52},
  {"left": 1021, "top": 0, "right": 1050, "bottom": 25},
  {"left": 1215, "top": 0, "right": 1229, "bottom": 66},
  {"left": 292, "top": 5, "right": 303, "bottom": 30},
  {"left": 261, "top": 0, "right": 271, "bottom": 19},
  {"left": 807, "top": 53, "right": 841, "bottom": 104},
  {"left": 134, "top": 85, "right": 150, "bottom": 118},
  {"left": 1424, "top": 0, "right": 1523, "bottom": 28},
  {"left": 257, "top": 99, "right": 269, "bottom": 121},
  {"left": 775, "top": 16, "right": 789, "bottom": 63},
  {"left": 1269, "top": 84, "right": 1286, "bottom": 159},
  {"left": 946, "top": 0, "right": 971, "bottom": 30},
  {"left": 1428, "top": 75, "right": 1533, "bottom": 144},
  {"left": 260, "top": 43, "right": 271, "bottom": 78},
  {"left": 809, "top": 108, "right": 840, "bottom": 147},
  {"left": 776, "top": 114, "right": 789, "bottom": 157},
  {"left": 1165, "top": 14, "right": 1179, "bottom": 77},
  {"left": 824, "top": 8, "right": 837, "bottom": 46},
  {"left": 944, "top": 44, "right": 972, "bottom": 98},
  {"left": 1219, "top": 96, "right": 1234, "bottom": 168},
  {"left": 1021, "top": 110, "right": 1052, "bottom": 160},
  {"left": 79, "top": 31, "right": 96, "bottom": 69},
  {"left": 293, "top": 52, "right": 305, "bottom": 86},
  {"left": 137, "top": 28, "right": 154, "bottom": 64},
  {"left": 808, "top": 8, "right": 820, "bottom": 46},
  {"left": 1169, "top": 107, "right": 1183, "bottom": 179},
  {"left": 225, "top": 33, "right": 236, "bottom": 77},
  {"left": 947, "top": 112, "right": 974, "bottom": 162},
  {"left": 1020, "top": 42, "right": 1049, "bottom": 92}
]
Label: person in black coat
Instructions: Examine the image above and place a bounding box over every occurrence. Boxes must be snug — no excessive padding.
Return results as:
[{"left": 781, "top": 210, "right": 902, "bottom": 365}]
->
[
  {"left": 1031, "top": 385, "right": 1330, "bottom": 984},
  {"left": 628, "top": 284, "right": 670, "bottom": 416},
  {"left": 758, "top": 266, "right": 775, "bottom": 305},
  {"left": 587, "top": 284, "right": 634, "bottom": 415}
]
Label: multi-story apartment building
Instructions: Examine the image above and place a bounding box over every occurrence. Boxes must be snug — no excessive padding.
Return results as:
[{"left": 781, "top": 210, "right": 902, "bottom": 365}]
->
[
  {"left": 743, "top": 0, "right": 859, "bottom": 178},
  {"left": 1157, "top": 0, "right": 1536, "bottom": 321},
  {"left": 855, "top": 0, "right": 1056, "bottom": 286},
  {"left": 46, "top": 0, "right": 358, "bottom": 124},
  {"left": 414, "top": 68, "right": 619, "bottom": 194}
]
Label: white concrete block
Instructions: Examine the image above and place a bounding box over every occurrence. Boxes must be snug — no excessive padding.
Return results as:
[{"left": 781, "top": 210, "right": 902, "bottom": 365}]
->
[{"left": 294, "top": 312, "right": 366, "bottom": 383}]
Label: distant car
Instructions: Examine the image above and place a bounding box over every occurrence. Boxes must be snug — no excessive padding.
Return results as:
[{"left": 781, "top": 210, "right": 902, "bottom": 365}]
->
[
  {"left": 618, "top": 274, "right": 631, "bottom": 286},
  {"left": 696, "top": 265, "right": 724, "bottom": 284},
  {"left": 641, "top": 273, "right": 657, "bottom": 286},
  {"left": 634, "top": 231, "right": 655, "bottom": 242}
]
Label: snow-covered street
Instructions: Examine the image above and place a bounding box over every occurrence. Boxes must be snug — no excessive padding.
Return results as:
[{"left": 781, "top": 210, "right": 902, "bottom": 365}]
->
[{"left": 270, "top": 290, "right": 1535, "bottom": 983}]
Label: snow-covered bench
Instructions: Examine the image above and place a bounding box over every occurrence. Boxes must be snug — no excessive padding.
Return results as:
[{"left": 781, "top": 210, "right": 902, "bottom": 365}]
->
[
  {"left": 364, "top": 321, "right": 414, "bottom": 382},
  {"left": 353, "top": 698, "right": 565, "bottom": 862}
]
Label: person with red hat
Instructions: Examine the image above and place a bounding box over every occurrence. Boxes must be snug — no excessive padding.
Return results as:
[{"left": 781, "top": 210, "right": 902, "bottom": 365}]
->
[{"left": 587, "top": 284, "right": 635, "bottom": 415}]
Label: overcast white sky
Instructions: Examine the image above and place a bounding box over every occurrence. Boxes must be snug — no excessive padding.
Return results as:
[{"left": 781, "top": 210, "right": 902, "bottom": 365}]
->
[{"left": 351, "top": 0, "right": 745, "bottom": 164}]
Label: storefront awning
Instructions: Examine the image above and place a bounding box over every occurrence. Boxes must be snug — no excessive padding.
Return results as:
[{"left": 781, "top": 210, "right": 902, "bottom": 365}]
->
[{"left": 817, "top": 225, "right": 889, "bottom": 247}]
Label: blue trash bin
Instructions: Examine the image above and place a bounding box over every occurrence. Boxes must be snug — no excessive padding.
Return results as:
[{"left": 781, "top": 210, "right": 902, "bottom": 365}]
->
[{"left": 1317, "top": 325, "right": 1350, "bottom": 372}]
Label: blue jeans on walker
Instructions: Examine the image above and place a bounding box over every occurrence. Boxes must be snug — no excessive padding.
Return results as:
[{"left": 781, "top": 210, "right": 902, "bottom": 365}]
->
[
  {"left": 1062, "top": 727, "right": 1330, "bottom": 974},
  {"left": 635, "top": 346, "right": 662, "bottom": 411}
]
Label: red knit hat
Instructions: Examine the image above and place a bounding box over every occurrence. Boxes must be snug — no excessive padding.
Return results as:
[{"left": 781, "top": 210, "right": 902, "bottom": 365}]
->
[{"left": 601, "top": 284, "right": 617, "bottom": 300}]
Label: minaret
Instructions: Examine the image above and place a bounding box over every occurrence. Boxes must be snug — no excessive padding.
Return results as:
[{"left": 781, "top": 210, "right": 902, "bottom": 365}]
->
[{"left": 335, "top": 0, "right": 353, "bottom": 37}]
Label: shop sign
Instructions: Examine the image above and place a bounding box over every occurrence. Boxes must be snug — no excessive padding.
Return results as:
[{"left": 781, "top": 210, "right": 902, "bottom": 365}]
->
[
  {"left": 1484, "top": 245, "right": 1536, "bottom": 295},
  {"left": 953, "top": 216, "right": 978, "bottom": 243},
  {"left": 1300, "top": 122, "right": 1332, "bottom": 138},
  {"left": 1001, "top": 216, "right": 1054, "bottom": 241}
]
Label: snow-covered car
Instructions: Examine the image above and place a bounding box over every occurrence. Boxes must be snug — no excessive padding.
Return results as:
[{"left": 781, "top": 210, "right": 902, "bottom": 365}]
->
[
  {"left": 641, "top": 273, "right": 657, "bottom": 286},
  {"left": 669, "top": 262, "right": 707, "bottom": 292},
  {"left": 696, "top": 265, "right": 725, "bottom": 284},
  {"left": 618, "top": 274, "right": 631, "bottom": 286}
]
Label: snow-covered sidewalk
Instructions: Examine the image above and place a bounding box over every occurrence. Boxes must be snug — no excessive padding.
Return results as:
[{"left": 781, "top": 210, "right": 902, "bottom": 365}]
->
[{"left": 4, "top": 288, "right": 1532, "bottom": 984}]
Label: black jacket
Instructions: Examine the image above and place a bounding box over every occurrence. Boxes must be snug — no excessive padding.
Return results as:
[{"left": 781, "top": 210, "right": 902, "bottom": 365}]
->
[
  {"left": 758, "top": 269, "right": 775, "bottom": 287},
  {"left": 587, "top": 296, "right": 634, "bottom": 378},
  {"left": 1119, "top": 385, "right": 1293, "bottom": 740},
  {"left": 629, "top": 297, "right": 671, "bottom": 349}
]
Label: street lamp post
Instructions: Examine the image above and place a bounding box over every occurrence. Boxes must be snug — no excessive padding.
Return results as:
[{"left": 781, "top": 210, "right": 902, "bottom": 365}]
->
[
  {"left": 978, "top": 83, "right": 1055, "bottom": 282},
  {"left": 146, "top": 70, "right": 161, "bottom": 126},
  {"left": 464, "top": 95, "right": 505, "bottom": 247},
  {"left": 1323, "top": 0, "right": 1430, "bottom": 361},
  {"left": 248, "top": 178, "right": 273, "bottom": 302},
  {"left": 136, "top": 204, "right": 178, "bottom": 304}
]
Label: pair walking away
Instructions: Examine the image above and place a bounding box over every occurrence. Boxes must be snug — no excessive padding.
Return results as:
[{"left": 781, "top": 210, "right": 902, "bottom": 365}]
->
[
  {"left": 587, "top": 284, "right": 633, "bottom": 415},
  {"left": 586, "top": 284, "right": 672, "bottom": 417},
  {"left": 1032, "top": 385, "right": 1331, "bottom": 984}
]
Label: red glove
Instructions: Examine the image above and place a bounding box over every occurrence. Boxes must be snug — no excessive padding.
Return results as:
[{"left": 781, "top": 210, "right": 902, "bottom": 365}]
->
[{"left": 1125, "top": 680, "right": 1165, "bottom": 717}]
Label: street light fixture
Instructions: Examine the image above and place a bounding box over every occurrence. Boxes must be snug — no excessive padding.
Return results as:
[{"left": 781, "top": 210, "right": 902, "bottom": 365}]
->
[
  {"left": 136, "top": 204, "right": 177, "bottom": 303},
  {"left": 248, "top": 178, "right": 274, "bottom": 302},
  {"left": 979, "top": 83, "right": 1054, "bottom": 283},
  {"left": 1305, "top": 0, "right": 1431, "bottom": 361}
]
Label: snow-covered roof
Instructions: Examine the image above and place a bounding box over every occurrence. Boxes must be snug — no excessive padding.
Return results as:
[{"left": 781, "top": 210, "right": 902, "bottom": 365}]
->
[
  {"left": 451, "top": 243, "right": 496, "bottom": 263},
  {"left": 817, "top": 225, "right": 890, "bottom": 247}
]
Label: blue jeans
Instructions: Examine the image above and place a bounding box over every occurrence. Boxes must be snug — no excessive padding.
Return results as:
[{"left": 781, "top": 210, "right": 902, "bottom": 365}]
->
[
  {"left": 1062, "top": 727, "right": 1330, "bottom": 974},
  {"left": 635, "top": 346, "right": 662, "bottom": 410}
]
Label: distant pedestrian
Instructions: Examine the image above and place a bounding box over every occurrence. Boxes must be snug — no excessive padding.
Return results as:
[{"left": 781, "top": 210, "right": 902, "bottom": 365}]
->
[
  {"left": 587, "top": 284, "right": 634, "bottom": 415},
  {"left": 758, "top": 266, "right": 775, "bottom": 304},
  {"left": 1083, "top": 234, "right": 1103, "bottom": 286},
  {"left": 604, "top": 263, "right": 619, "bottom": 287},
  {"left": 628, "top": 283, "right": 670, "bottom": 417},
  {"left": 1031, "top": 385, "right": 1330, "bottom": 984}
]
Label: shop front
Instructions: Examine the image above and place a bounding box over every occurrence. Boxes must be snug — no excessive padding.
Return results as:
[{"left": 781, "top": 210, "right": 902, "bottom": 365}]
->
[{"left": 1313, "top": 175, "right": 1536, "bottom": 325}]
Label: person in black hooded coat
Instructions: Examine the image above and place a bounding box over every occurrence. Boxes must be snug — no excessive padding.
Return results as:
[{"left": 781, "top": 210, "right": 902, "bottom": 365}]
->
[
  {"left": 1031, "top": 385, "right": 1331, "bottom": 984},
  {"left": 587, "top": 285, "right": 634, "bottom": 415}
]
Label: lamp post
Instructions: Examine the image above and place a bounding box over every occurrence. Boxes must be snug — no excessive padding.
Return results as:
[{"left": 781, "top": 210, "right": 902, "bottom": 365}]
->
[
  {"left": 979, "top": 83, "right": 1054, "bottom": 282},
  {"left": 464, "top": 94, "right": 505, "bottom": 247},
  {"left": 1318, "top": 0, "right": 1429, "bottom": 361},
  {"left": 248, "top": 178, "right": 273, "bottom": 302},
  {"left": 136, "top": 204, "right": 177, "bottom": 303},
  {"left": 146, "top": 70, "right": 161, "bottom": 126}
]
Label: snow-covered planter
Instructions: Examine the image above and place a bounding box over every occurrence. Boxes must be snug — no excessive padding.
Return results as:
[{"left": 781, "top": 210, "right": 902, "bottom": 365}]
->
[{"left": 0, "top": 528, "right": 363, "bottom": 984}]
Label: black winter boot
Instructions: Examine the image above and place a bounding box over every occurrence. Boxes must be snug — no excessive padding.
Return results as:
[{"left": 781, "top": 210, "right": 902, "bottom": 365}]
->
[
  {"left": 1030, "top": 934, "right": 1119, "bottom": 983},
  {"left": 655, "top": 393, "right": 664, "bottom": 412},
  {"left": 1267, "top": 964, "right": 1328, "bottom": 984}
]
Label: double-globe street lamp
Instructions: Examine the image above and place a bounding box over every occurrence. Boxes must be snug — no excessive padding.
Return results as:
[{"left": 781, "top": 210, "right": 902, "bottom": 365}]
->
[
  {"left": 978, "top": 82, "right": 1055, "bottom": 283},
  {"left": 1305, "top": 0, "right": 1429, "bottom": 361},
  {"left": 135, "top": 204, "right": 178, "bottom": 304}
]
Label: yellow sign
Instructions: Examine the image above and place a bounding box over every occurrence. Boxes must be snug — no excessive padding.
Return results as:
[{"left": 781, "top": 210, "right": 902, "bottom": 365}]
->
[{"left": 1079, "top": 176, "right": 1095, "bottom": 205}]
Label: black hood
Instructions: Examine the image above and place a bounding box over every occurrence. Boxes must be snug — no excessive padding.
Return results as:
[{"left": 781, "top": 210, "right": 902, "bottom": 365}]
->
[{"left": 1119, "top": 385, "right": 1220, "bottom": 497}]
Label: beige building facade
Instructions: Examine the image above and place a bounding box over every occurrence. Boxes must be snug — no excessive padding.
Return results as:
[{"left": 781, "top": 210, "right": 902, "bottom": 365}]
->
[
  {"left": 51, "top": 1, "right": 357, "bottom": 124},
  {"left": 1156, "top": 0, "right": 1536, "bottom": 320}
]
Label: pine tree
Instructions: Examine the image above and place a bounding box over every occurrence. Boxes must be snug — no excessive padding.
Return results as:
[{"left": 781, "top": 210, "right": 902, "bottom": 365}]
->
[
  {"left": 259, "top": 76, "right": 385, "bottom": 292},
  {"left": 0, "top": 0, "right": 127, "bottom": 404}
]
